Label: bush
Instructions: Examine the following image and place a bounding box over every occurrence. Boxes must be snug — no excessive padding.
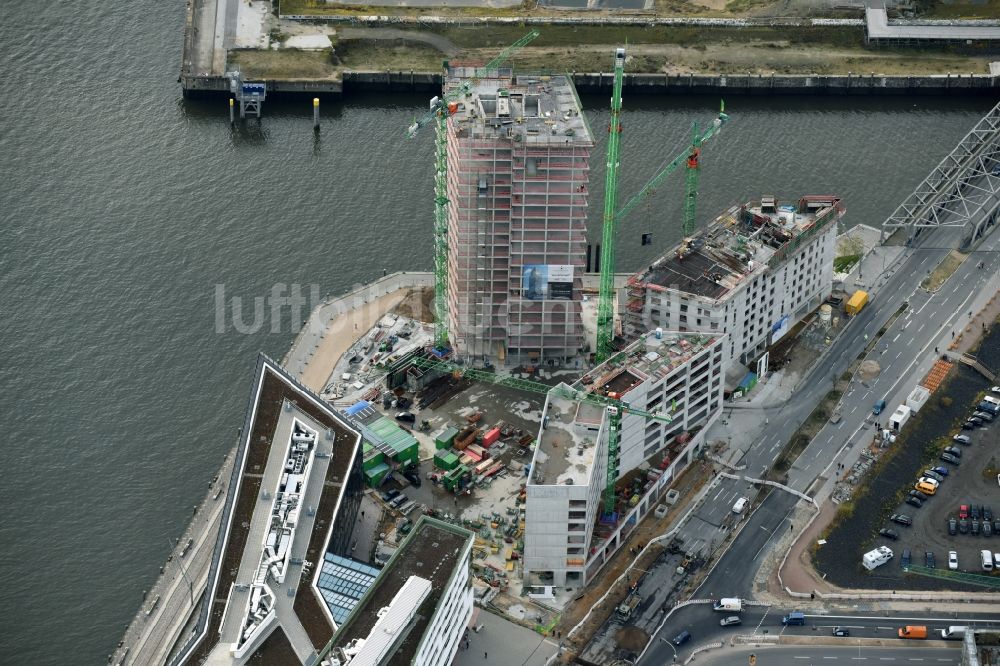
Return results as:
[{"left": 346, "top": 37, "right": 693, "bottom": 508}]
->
[
  {"left": 834, "top": 254, "right": 861, "bottom": 273},
  {"left": 939, "top": 396, "right": 953, "bottom": 408}
]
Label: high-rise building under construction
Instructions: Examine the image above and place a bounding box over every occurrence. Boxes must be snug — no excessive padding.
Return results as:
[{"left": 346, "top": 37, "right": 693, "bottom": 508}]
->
[{"left": 443, "top": 68, "right": 594, "bottom": 366}]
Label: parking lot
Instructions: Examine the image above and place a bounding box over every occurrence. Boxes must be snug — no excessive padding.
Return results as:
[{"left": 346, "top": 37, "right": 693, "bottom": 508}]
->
[
  {"left": 815, "top": 367, "right": 1000, "bottom": 588},
  {"left": 875, "top": 387, "right": 1000, "bottom": 579}
]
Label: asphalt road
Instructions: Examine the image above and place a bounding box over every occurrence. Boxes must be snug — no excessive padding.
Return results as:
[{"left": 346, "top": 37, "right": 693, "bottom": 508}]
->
[
  {"left": 637, "top": 197, "right": 1000, "bottom": 665},
  {"left": 645, "top": 605, "right": 1000, "bottom": 663},
  {"left": 695, "top": 644, "right": 963, "bottom": 666}
]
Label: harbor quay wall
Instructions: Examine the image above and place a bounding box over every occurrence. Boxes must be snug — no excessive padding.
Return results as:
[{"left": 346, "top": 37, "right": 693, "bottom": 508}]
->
[{"left": 184, "top": 71, "right": 999, "bottom": 98}]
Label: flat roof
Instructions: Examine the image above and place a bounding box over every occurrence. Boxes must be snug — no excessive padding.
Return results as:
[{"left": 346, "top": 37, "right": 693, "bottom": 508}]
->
[
  {"left": 866, "top": 6, "right": 1000, "bottom": 41},
  {"left": 631, "top": 195, "right": 843, "bottom": 302},
  {"left": 445, "top": 69, "right": 593, "bottom": 146},
  {"left": 176, "top": 354, "right": 362, "bottom": 666},
  {"left": 531, "top": 386, "right": 602, "bottom": 487},
  {"left": 582, "top": 331, "right": 722, "bottom": 400},
  {"left": 328, "top": 516, "right": 473, "bottom": 666}
]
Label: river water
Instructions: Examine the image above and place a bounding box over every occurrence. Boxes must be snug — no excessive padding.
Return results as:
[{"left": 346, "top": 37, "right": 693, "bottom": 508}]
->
[{"left": 0, "top": 1, "right": 993, "bottom": 663}]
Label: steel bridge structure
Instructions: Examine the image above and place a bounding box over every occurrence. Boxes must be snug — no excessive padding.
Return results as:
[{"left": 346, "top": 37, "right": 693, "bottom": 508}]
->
[{"left": 883, "top": 100, "right": 1000, "bottom": 248}]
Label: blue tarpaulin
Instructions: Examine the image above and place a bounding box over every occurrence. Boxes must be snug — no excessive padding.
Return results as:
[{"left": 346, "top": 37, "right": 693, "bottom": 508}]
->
[{"left": 345, "top": 400, "right": 371, "bottom": 416}]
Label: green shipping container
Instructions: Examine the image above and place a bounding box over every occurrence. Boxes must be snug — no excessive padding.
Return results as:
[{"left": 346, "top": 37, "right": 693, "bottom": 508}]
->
[
  {"left": 362, "top": 442, "right": 386, "bottom": 472},
  {"left": 395, "top": 440, "right": 419, "bottom": 466},
  {"left": 364, "top": 462, "right": 391, "bottom": 487},
  {"left": 434, "top": 449, "right": 460, "bottom": 471},
  {"left": 434, "top": 426, "right": 459, "bottom": 450}
]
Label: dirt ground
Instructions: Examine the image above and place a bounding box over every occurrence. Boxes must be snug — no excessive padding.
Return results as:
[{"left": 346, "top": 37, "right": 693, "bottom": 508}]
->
[
  {"left": 391, "top": 287, "right": 435, "bottom": 324},
  {"left": 922, "top": 250, "right": 968, "bottom": 292}
]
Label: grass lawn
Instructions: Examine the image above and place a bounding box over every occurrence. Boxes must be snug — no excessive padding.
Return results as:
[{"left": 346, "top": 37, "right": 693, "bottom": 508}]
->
[{"left": 228, "top": 49, "right": 340, "bottom": 79}]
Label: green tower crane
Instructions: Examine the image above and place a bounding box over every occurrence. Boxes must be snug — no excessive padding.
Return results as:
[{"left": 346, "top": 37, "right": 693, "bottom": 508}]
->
[
  {"left": 594, "top": 47, "right": 627, "bottom": 365},
  {"left": 410, "top": 355, "right": 674, "bottom": 518},
  {"left": 593, "top": 100, "right": 730, "bottom": 363},
  {"left": 614, "top": 101, "right": 728, "bottom": 224},
  {"left": 406, "top": 31, "right": 541, "bottom": 351}
]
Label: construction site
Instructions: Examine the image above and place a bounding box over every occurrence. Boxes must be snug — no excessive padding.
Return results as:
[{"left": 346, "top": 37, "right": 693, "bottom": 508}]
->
[
  {"left": 307, "top": 33, "right": 842, "bottom": 662},
  {"left": 115, "top": 32, "right": 869, "bottom": 666}
]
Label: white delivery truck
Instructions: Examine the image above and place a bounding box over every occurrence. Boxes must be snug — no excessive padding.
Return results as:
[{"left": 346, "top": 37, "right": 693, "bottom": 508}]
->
[
  {"left": 713, "top": 598, "right": 742, "bottom": 612},
  {"left": 862, "top": 546, "right": 893, "bottom": 570}
]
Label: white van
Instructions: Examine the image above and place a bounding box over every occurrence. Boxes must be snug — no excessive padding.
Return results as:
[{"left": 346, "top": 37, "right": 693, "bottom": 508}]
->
[
  {"left": 732, "top": 497, "right": 749, "bottom": 514},
  {"left": 940, "top": 626, "right": 967, "bottom": 640},
  {"left": 981, "top": 549, "right": 994, "bottom": 571},
  {"left": 983, "top": 395, "right": 1000, "bottom": 407}
]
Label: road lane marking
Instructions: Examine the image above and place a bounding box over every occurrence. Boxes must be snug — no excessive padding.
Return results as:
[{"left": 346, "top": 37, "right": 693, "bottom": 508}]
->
[{"left": 892, "top": 333, "right": 901, "bottom": 343}]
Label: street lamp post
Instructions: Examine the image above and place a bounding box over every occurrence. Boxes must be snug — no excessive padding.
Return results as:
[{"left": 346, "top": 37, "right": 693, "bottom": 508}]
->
[{"left": 659, "top": 637, "right": 678, "bottom": 662}]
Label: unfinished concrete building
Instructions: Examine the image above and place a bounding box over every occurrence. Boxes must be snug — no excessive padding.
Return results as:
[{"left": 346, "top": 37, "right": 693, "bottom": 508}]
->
[
  {"left": 621, "top": 196, "right": 844, "bottom": 380},
  {"left": 443, "top": 68, "right": 594, "bottom": 367},
  {"left": 523, "top": 330, "right": 725, "bottom": 588}
]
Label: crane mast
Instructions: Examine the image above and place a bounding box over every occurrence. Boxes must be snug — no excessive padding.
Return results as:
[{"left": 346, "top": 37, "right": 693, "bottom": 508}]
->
[{"left": 595, "top": 47, "right": 627, "bottom": 365}]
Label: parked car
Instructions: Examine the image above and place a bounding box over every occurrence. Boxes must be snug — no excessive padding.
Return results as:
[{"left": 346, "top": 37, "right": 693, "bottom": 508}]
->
[
  {"left": 833, "top": 627, "right": 851, "bottom": 637},
  {"left": 906, "top": 496, "right": 924, "bottom": 509},
  {"left": 901, "top": 548, "right": 912, "bottom": 567},
  {"left": 922, "top": 470, "right": 944, "bottom": 483},
  {"left": 993, "top": 518, "right": 1000, "bottom": 534},
  {"left": 403, "top": 469, "right": 422, "bottom": 487},
  {"left": 879, "top": 528, "right": 900, "bottom": 540},
  {"left": 960, "top": 504, "right": 970, "bottom": 519},
  {"left": 382, "top": 489, "right": 401, "bottom": 502},
  {"left": 672, "top": 630, "right": 692, "bottom": 646},
  {"left": 720, "top": 616, "right": 742, "bottom": 627},
  {"left": 890, "top": 514, "right": 913, "bottom": 527},
  {"left": 984, "top": 506, "right": 994, "bottom": 522},
  {"left": 960, "top": 519, "right": 970, "bottom": 534},
  {"left": 395, "top": 411, "right": 416, "bottom": 423},
  {"left": 931, "top": 466, "right": 950, "bottom": 477},
  {"left": 953, "top": 434, "right": 972, "bottom": 445},
  {"left": 917, "top": 476, "right": 940, "bottom": 489},
  {"left": 967, "top": 417, "right": 984, "bottom": 428},
  {"left": 973, "top": 411, "right": 994, "bottom": 422},
  {"left": 910, "top": 489, "right": 930, "bottom": 501},
  {"left": 984, "top": 521, "right": 993, "bottom": 537},
  {"left": 925, "top": 551, "right": 936, "bottom": 568},
  {"left": 948, "top": 517, "right": 958, "bottom": 535},
  {"left": 991, "top": 386, "right": 1000, "bottom": 394},
  {"left": 972, "top": 505, "right": 981, "bottom": 520},
  {"left": 944, "top": 446, "right": 963, "bottom": 458},
  {"left": 949, "top": 551, "right": 959, "bottom": 571},
  {"left": 972, "top": 519, "right": 981, "bottom": 535},
  {"left": 941, "top": 452, "right": 961, "bottom": 466},
  {"left": 961, "top": 421, "right": 976, "bottom": 431}
]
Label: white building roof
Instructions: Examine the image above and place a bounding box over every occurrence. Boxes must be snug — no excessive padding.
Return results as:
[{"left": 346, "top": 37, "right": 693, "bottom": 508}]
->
[
  {"left": 348, "top": 576, "right": 433, "bottom": 666},
  {"left": 866, "top": 6, "right": 1000, "bottom": 41}
]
